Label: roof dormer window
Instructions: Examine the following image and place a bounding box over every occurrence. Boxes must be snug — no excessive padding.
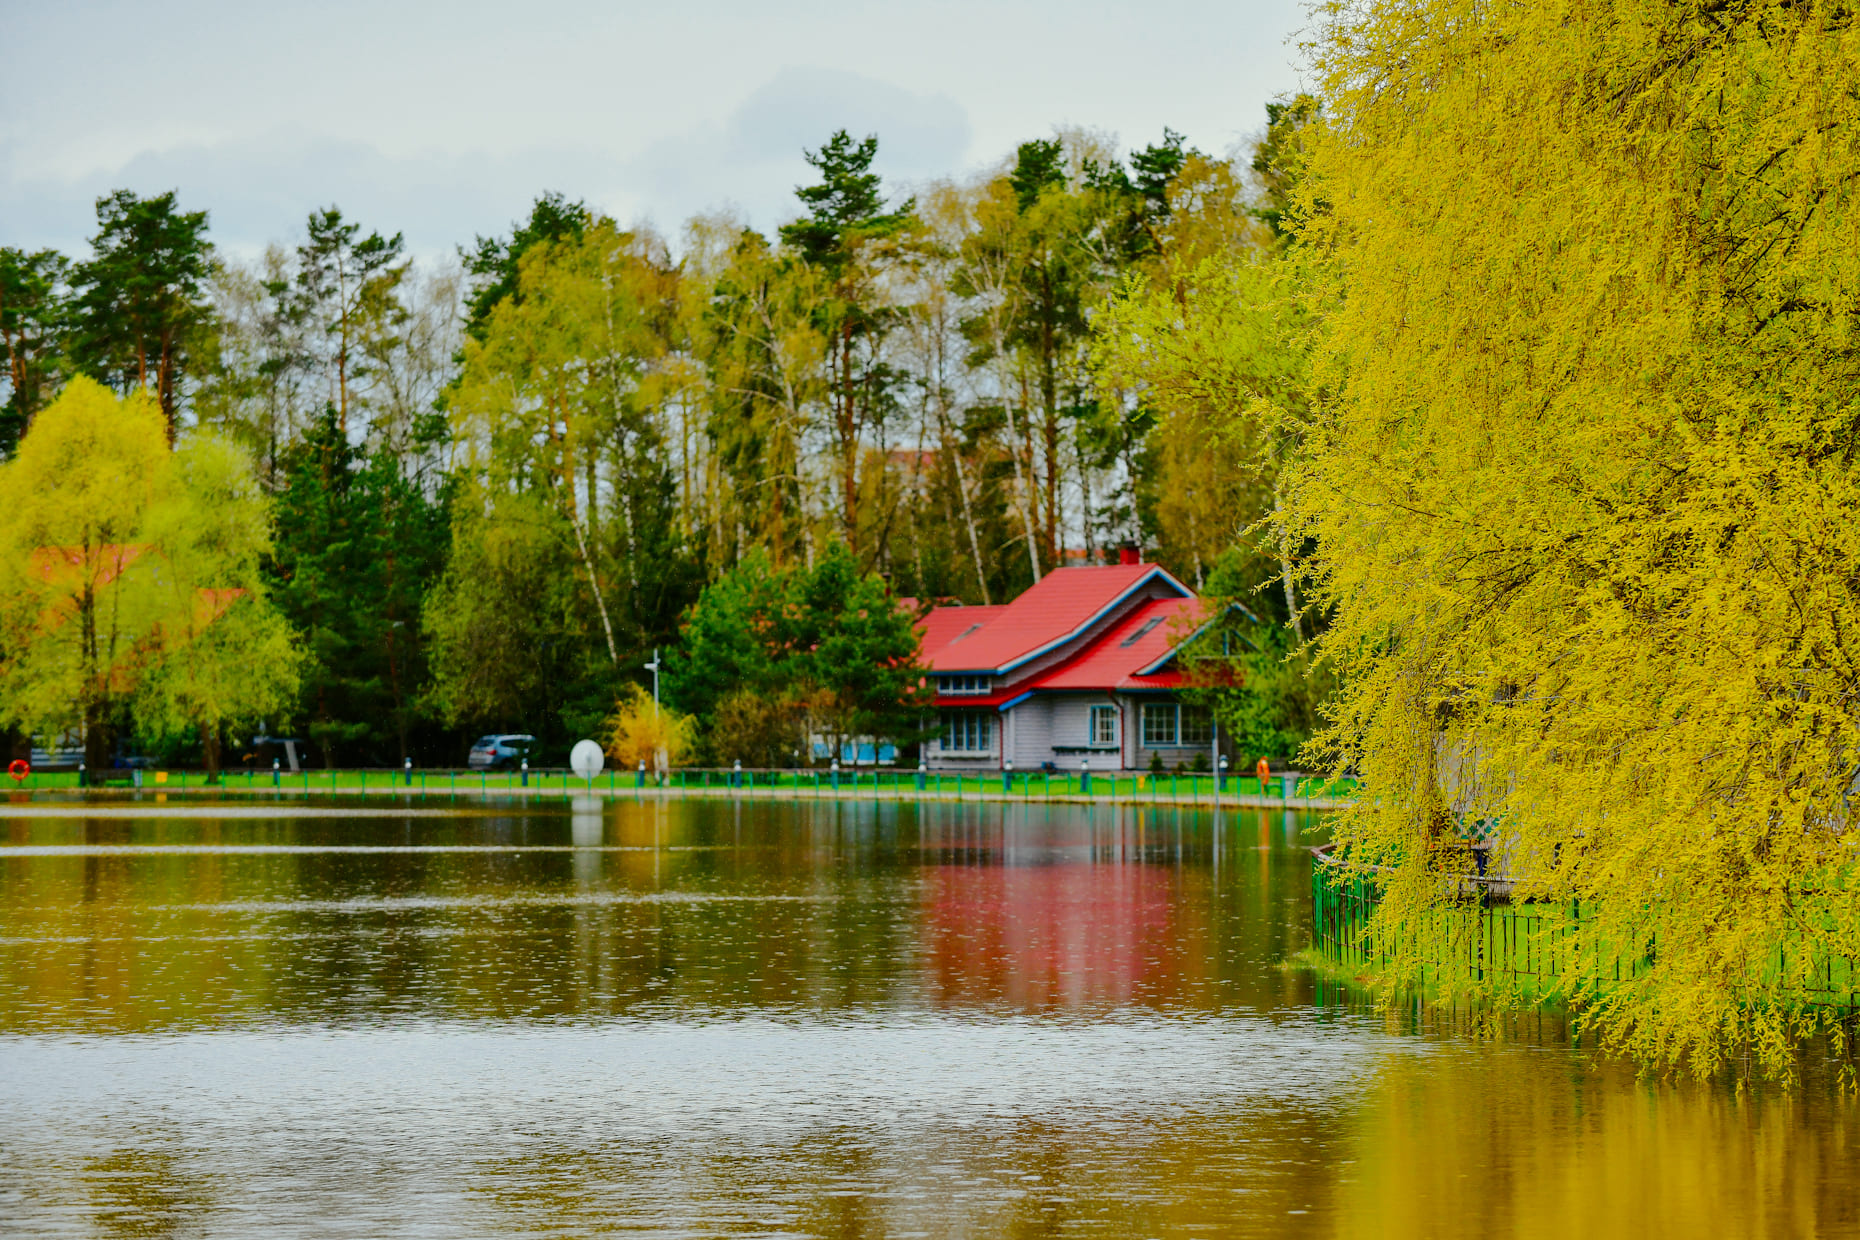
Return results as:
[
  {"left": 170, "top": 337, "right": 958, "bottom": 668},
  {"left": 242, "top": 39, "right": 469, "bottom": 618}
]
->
[
  {"left": 1120, "top": 616, "right": 1166, "bottom": 647},
  {"left": 938, "top": 674, "right": 991, "bottom": 695}
]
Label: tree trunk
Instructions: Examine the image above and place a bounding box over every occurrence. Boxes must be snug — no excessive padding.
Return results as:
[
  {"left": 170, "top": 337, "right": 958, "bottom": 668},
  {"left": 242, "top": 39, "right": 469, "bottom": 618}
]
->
[
  {"left": 839, "top": 324, "right": 859, "bottom": 552},
  {"left": 1273, "top": 483, "right": 1304, "bottom": 643},
  {"left": 201, "top": 721, "right": 222, "bottom": 784},
  {"left": 82, "top": 699, "right": 110, "bottom": 779},
  {"left": 995, "top": 354, "right": 1042, "bottom": 584}
]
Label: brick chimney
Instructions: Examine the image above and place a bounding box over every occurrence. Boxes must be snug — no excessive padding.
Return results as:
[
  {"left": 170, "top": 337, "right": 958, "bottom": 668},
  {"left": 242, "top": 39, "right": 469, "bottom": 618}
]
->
[{"left": 1118, "top": 544, "right": 1140, "bottom": 566}]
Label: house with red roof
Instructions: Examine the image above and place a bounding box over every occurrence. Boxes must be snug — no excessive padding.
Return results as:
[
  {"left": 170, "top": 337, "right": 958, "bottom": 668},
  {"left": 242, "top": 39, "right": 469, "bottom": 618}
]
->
[{"left": 916, "top": 551, "right": 1223, "bottom": 773}]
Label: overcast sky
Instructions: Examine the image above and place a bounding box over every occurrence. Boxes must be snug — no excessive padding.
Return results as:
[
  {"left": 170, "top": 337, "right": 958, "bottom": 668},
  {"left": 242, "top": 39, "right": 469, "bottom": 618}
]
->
[{"left": 2, "top": 0, "right": 1312, "bottom": 260}]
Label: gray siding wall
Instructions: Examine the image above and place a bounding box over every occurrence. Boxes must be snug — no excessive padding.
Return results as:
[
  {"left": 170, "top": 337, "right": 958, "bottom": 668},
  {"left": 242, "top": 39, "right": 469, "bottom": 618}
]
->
[
  {"left": 1129, "top": 695, "right": 1218, "bottom": 771},
  {"left": 1038, "top": 695, "right": 1120, "bottom": 770},
  {"left": 1007, "top": 697, "right": 1051, "bottom": 769},
  {"left": 928, "top": 691, "right": 1217, "bottom": 772}
]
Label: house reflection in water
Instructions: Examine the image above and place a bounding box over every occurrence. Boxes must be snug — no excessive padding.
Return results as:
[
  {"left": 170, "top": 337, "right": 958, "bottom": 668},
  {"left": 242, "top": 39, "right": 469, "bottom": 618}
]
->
[{"left": 917, "top": 811, "right": 1211, "bottom": 1010}]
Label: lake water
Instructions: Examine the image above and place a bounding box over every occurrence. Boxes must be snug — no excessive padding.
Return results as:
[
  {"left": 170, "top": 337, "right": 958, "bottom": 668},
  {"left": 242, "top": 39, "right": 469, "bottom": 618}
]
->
[{"left": 0, "top": 795, "right": 1852, "bottom": 1238}]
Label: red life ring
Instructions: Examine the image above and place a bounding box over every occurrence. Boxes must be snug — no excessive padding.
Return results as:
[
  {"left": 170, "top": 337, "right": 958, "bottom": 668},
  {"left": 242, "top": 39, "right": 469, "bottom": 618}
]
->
[{"left": 8, "top": 759, "right": 29, "bottom": 782}]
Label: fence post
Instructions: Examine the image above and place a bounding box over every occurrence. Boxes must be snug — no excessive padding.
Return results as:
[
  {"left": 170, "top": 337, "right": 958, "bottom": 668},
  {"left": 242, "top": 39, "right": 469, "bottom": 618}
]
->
[{"left": 1080, "top": 758, "right": 1090, "bottom": 796}]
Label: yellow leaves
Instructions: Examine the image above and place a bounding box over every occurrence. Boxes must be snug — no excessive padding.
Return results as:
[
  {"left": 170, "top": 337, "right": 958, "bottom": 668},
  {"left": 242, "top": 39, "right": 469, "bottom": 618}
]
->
[
  {"left": 0, "top": 376, "right": 166, "bottom": 555},
  {"left": 452, "top": 220, "right": 669, "bottom": 480},
  {"left": 0, "top": 378, "right": 296, "bottom": 743},
  {"left": 1293, "top": 0, "right": 1860, "bottom": 1074},
  {"left": 603, "top": 684, "right": 693, "bottom": 774}
]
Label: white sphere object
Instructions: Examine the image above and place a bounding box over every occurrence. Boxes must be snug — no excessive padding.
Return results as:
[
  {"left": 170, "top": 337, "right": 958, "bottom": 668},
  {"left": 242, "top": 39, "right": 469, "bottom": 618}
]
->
[{"left": 570, "top": 739, "right": 605, "bottom": 780}]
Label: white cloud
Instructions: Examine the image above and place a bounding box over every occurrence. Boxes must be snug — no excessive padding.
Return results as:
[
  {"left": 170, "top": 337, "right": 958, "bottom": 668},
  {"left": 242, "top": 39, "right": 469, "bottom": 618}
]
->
[{"left": 0, "top": 0, "right": 1309, "bottom": 256}]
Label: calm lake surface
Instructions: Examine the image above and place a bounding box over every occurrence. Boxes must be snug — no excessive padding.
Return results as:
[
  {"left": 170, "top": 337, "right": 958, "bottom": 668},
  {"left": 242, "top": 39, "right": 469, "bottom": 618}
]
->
[{"left": 0, "top": 794, "right": 1852, "bottom": 1238}]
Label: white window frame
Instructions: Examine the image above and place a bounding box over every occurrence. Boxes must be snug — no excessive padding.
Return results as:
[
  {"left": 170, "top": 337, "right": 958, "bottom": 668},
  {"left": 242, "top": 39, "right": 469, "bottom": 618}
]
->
[
  {"left": 1090, "top": 704, "right": 1118, "bottom": 747},
  {"left": 938, "top": 674, "right": 991, "bottom": 696},
  {"left": 1141, "top": 702, "right": 1179, "bottom": 747},
  {"left": 941, "top": 710, "right": 994, "bottom": 753}
]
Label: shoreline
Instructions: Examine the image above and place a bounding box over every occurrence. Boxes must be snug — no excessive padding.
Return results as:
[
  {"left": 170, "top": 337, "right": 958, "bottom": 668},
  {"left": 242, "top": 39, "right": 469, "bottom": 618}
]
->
[{"left": 3, "top": 782, "right": 1351, "bottom": 813}]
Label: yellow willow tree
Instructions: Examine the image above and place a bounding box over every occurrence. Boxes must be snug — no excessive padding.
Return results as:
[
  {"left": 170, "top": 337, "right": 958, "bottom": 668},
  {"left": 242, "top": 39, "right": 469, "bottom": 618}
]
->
[
  {"left": 0, "top": 377, "right": 299, "bottom": 774},
  {"left": 1291, "top": 0, "right": 1860, "bottom": 1075}
]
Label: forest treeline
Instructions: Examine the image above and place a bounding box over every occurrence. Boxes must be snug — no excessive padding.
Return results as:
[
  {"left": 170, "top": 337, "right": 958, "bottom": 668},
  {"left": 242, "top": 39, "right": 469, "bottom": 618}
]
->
[{"left": 0, "top": 112, "right": 1318, "bottom": 767}]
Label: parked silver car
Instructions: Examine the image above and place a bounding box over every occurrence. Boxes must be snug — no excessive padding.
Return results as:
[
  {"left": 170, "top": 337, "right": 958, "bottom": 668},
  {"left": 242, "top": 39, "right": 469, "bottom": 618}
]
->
[{"left": 467, "top": 734, "right": 536, "bottom": 770}]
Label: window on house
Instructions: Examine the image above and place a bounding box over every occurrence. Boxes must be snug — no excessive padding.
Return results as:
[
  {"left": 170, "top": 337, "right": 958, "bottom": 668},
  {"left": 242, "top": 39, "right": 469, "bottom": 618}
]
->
[
  {"left": 1141, "top": 702, "right": 1178, "bottom": 747},
  {"left": 938, "top": 674, "right": 991, "bottom": 695},
  {"left": 1181, "top": 705, "right": 1213, "bottom": 746},
  {"left": 942, "top": 711, "right": 993, "bottom": 752},
  {"left": 1090, "top": 705, "right": 1118, "bottom": 747}
]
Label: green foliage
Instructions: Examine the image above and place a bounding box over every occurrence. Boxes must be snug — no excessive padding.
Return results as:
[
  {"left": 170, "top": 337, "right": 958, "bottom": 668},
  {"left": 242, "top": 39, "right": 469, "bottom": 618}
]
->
[
  {"left": 778, "top": 131, "right": 915, "bottom": 274},
  {"left": 697, "top": 227, "right": 819, "bottom": 566},
  {"left": 1249, "top": 95, "right": 1319, "bottom": 240},
  {"left": 778, "top": 130, "right": 918, "bottom": 555},
  {"left": 0, "top": 246, "right": 69, "bottom": 454},
  {"left": 269, "top": 408, "right": 448, "bottom": 764},
  {"left": 664, "top": 546, "right": 788, "bottom": 731},
  {"left": 667, "top": 543, "right": 929, "bottom": 762},
  {"left": 437, "top": 219, "right": 699, "bottom": 748},
  {"left": 422, "top": 489, "right": 615, "bottom": 744},
  {"left": 463, "top": 191, "right": 590, "bottom": 341},
  {"left": 1180, "top": 551, "right": 1336, "bottom": 764},
  {"left": 297, "top": 208, "right": 407, "bottom": 434},
  {"left": 68, "top": 190, "right": 213, "bottom": 440}
]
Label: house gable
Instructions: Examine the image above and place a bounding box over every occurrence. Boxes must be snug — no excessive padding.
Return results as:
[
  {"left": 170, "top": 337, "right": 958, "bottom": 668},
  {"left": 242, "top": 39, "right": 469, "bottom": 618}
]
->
[{"left": 918, "top": 564, "right": 1191, "bottom": 679}]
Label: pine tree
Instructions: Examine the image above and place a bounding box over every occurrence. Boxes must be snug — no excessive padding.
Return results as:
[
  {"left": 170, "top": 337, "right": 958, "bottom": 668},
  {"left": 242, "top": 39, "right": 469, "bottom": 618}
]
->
[{"left": 69, "top": 190, "right": 213, "bottom": 443}]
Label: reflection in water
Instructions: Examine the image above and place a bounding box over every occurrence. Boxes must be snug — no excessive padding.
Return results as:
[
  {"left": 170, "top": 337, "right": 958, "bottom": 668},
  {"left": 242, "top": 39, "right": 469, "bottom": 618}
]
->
[
  {"left": 923, "top": 862, "right": 1189, "bottom": 1008},
  {"left": 83, "top": 1146, "right": 216, "bottom": 1239},
  {"left": 0, "top": 796, "right": 1852, "bottom": 1237}
]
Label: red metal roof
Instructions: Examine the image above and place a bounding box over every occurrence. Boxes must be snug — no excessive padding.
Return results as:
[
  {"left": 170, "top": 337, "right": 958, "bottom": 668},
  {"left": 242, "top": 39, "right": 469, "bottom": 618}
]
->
[
  {"left": 917, "top": 605, "right": 1007, "bottom": 660},
  {"left": 1031, "top": 597, "right": 1209, "bottom": 692},
  {"left": 920, "top": 564, "right": 1189, "bottom": 674}
]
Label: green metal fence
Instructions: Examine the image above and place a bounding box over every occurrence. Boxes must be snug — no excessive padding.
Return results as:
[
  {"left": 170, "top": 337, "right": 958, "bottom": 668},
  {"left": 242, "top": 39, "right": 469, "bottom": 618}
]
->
[
  {"left": 4, "top": 765, "right": 1357, "bottom": 805},
  {"left": 1310, "top": 847, "right": 1860, "bottom": 1011}
]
